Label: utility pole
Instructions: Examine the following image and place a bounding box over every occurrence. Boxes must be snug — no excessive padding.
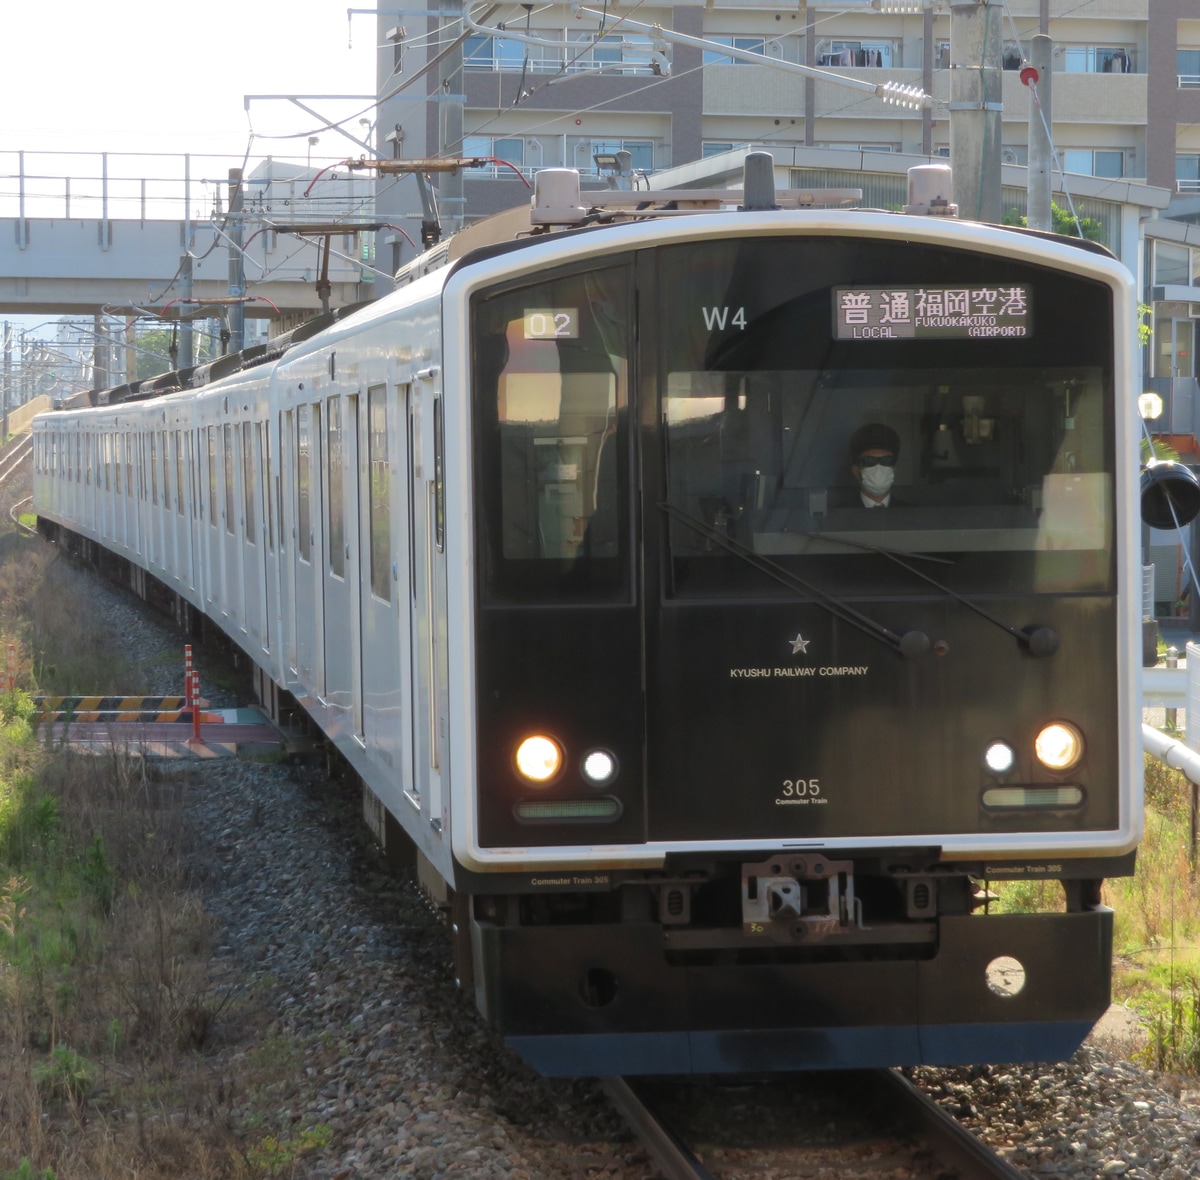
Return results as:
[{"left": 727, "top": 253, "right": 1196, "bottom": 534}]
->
[
  {"left": 2, "top": 322, "right": 9, "bottom": 418},
  {"left": 436, "top": 0, "right": 465, "bottom": 236},
  {"left": 93, "top": 314, "right": 107, "bottom": 395},
  {"left": 1026, "top": 34, "right": 1054, "bottom": 233},
  {"left": 179, "top": 253, "right": 195, "bottom": 370},
  {"left": 227, "top": 168, "right": 246, "bottom": 355},
  {"left": 949, "top": 0, "right": 1003, "bottom": 223}
]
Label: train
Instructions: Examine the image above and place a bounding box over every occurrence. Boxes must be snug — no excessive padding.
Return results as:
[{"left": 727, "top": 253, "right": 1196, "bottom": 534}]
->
[{"left": 32, "top": 155, "right": 1190, "bottom": 1077}]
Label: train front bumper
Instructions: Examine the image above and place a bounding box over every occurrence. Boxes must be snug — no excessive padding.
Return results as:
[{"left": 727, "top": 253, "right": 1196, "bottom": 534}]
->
[{"left": 472, "top": 909, "right": 1113, "bottom": 1076}]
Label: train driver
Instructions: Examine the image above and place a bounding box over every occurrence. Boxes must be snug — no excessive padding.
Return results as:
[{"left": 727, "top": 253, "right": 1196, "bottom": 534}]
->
[{"left": 849, "top": 422, "right": 901, "bottom": 508}]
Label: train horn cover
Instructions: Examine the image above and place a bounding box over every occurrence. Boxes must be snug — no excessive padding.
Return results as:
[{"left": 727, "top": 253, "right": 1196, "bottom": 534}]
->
[{"left": 1141, "top": 461, "right": 1200, "bottom": 529}]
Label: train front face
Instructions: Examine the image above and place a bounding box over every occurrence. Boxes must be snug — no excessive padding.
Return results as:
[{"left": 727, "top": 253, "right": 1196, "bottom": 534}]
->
[{"left": 456, "top": 218, "right": 1134, "bottom": 1076}]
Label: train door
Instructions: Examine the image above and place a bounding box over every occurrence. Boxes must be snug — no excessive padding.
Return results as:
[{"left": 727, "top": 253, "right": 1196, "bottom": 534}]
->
[
  {"left": 321, "top": 393, "right": 357, "bottom": 722},
  {"left": 408, "top": 384, "right": 443, "bottom": 821},
  {"left": 361, "top": 383, "right": 411, "bottom": 801}
]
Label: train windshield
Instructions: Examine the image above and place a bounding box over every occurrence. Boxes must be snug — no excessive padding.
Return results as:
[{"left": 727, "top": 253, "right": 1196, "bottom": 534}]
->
[
  {"left": 658, "top": 236, "right": 1115, "bottom": 598},
  {"left": 472, "top": 262, "right": 632, "bottom": 603}
]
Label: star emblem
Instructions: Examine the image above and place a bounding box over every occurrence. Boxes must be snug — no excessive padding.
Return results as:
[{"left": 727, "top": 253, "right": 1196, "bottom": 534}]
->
[{"left": 788, "top": 633, "right": 810, "bottom": 656}]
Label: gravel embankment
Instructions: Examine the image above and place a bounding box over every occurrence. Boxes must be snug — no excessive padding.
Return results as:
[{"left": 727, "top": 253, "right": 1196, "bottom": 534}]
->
[{"left": 86, "top": 562, "right": 1200, "bottom": 1179}]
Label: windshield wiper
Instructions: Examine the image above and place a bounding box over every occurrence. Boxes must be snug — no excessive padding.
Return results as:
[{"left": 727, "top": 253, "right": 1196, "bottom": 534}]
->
[
  {"left": 660, "top": 503, "right": 932, "bottom": 659},
  {"left": 805, "top": 528, "right": 1058, "bottom": 657}
]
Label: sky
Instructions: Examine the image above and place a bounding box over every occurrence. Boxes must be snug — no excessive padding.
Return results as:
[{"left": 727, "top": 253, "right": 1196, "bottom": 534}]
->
[
  {"left": 1, "top": 1, "right": 380, "bottom": 341},
  {"left": 0, "top": 0, "right": 377, "bottom": 159}
]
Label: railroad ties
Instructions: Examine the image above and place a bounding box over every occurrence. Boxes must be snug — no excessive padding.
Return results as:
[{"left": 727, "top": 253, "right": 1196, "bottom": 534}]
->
[{"left": 33, "top": 695, "right": 303, "bottom": 760}]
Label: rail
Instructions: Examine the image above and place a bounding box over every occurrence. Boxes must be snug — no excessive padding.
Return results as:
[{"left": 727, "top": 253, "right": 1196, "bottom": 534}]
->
[
  {"left": 602, "top": 1077, "right": 716, "bottom": 1180},
  {"left": 605, "top": 1070, "right": 1025, "bottom": 1179},
  {"left": 867, "top": 1069, "right": 1028, "bottom": 1180}
]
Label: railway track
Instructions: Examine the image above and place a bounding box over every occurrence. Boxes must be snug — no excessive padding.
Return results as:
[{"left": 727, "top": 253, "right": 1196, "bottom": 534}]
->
[
  {"left": 606, "top": 1069, "right": 1029, "bottom": 1180},
  {"left": 0, "top": 433, "right": 35, "bottom": 532}
]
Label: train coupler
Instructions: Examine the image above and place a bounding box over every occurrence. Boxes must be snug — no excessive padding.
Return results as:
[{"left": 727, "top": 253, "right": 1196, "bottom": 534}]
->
[{"left": 741, "top": 854, "right": 857, "bottom": 943}]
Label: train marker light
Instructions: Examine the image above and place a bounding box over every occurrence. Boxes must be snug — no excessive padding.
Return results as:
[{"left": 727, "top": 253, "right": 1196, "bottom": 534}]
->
[
  {"left": 983, "top": 741, "right": 1015, "bottom": 776},
  {"left": 1034, "top": 722, "right": 1083, "bottom": 772},
  {"left": 581, "top": 748, "right": 618, "bottom": 785},
  {"left": 515, "top": 735, "right": 563, "bottom": 783}
]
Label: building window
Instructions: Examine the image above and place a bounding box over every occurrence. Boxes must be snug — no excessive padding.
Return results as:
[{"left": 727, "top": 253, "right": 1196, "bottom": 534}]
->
[
  {"left": 702, "top": 142, "right": 736, "bottom": 158},
  {"left": 464, "top": 136, "right": 526, "bottom": 176},
  {"left": 460, "top": 33, "right": 549, "bottom": 71},
  {"left": 586, "top": 140, "right": 653, "bottom": 174},
  {"left": 1155, "top": 242, "right": 1190, "bottom": 288},
  {"left": 567, "top": 33, "right": 660, "bottom": 74},
  {"left": 817, "top": 40, "right": 892, "bottom": 68},
  {"left": 703, "top": 37, "right": 767, "bottom": 66},
  {"left": 1060, "top": 45, "right": 1132, "bottom": 73},
  {"left": 1180, "top": 50, "right": 1200, "bottom": 88},
  {"left": 1062, "top": 150, "right": 1124, "bottom": 179},
  {"left": 1177, "top": 154, "right": 1200, "bottom": 195}
]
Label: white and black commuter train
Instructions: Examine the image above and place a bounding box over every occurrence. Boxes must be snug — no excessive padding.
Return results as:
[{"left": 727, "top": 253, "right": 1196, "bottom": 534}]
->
[{"left": 33, "top": 156, "right": 1196, "bottom": 1077}]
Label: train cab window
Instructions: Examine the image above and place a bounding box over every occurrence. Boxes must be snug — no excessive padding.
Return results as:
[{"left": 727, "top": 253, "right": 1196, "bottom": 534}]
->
[
  {"left": 472, "top": 262, "right": 632, "bottom": 603},
  {"left": 656, "top": 237, "right": 1115, "bottom": 599}
]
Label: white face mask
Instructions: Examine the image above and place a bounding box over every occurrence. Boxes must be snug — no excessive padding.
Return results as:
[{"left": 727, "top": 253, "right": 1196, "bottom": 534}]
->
[{"left": 860, "top": 464, "right": 895, "bottom": 497}]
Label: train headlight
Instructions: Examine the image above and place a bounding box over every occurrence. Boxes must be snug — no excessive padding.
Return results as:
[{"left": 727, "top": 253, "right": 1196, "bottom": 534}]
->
[
  {"left": 1034, "top": 722, "right": 1084, "bottom": 772},
  {"left": 581, "top": 748, "right": 618, "bottom": 786},
  {"left": 983, "top": 741, "right": 1015, "bottom": 776},
  {"left": 515, "top": 735, "right": 563, "bottom": 784}
]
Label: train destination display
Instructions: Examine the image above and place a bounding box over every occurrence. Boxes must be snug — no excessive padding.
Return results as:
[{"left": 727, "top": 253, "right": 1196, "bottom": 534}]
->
[{"left": 834, "top": 284, "right": 1031, "bottom": 339}]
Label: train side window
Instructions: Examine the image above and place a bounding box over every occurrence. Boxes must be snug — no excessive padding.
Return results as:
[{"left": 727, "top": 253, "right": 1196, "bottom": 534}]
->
[
  {"left": 223, "top": 423, "right": 235, "bottom": 535},
  {"left": 297, "top": 404, "right": 312, "bottom": 563},
  {"left": 125, "top": 432, "right": 133, "bottom": 498},
  {"left": 433, "top": 396, "right": 445, "bottom": 553},
  {"left": 367, "top": 384, "right": 391, "bottom": 602},
  {"left": 327, "top": 395, "right": 344, "bottom": 577},
  {"left": 258, "top": 423, "right": 274, "bottom": 551},
  {"left": 114, "top": 434, "right": 122, "bottom": 495},
  {"left": 242, "top": 423, "right": 256, "bottom": 545},
  {"left": 149, "top": 432, "right": 159, "bottom": 506},
  {"left": 207, "top": 426, "right": 218, "bottom": 525},
  {"left": 175, "top": 432, "right": 185, "bottom": 515}
]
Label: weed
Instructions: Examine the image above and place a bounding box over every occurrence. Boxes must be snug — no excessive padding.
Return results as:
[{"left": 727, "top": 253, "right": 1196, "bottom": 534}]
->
[
  {"left": 2, "top": 1161, "right": 56, "bottom": 1180},
  {"left": 33, "top": 1043, "right": 93, "bottom": 1105},
  {"left": 246, "top": 1123, "right": 333, "bottom": 1178},
  {"left": 1139, "top": 972, "right": 1200, "bottom": 1074}
]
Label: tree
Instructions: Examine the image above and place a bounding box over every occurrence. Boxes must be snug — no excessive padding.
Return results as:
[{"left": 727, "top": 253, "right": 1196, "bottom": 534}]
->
[{"left": 1002, "top": 201, "right": 1106, "bottom": 244}]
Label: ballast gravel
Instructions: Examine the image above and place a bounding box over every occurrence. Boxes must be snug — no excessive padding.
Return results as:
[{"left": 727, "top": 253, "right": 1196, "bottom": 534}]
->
[{"left": 83, "top": 564, "right": 1200, "bottom": 1178}]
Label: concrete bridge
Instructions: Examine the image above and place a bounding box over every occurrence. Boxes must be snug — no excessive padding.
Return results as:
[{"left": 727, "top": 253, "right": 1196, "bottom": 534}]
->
[{"left": 0, "top": 151, "right": 383, "bottom": 322}]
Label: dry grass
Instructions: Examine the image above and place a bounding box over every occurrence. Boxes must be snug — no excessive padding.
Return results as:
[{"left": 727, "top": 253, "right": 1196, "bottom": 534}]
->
[{"left": 0, "top": 490, "right": 326, "bottom": 1177}]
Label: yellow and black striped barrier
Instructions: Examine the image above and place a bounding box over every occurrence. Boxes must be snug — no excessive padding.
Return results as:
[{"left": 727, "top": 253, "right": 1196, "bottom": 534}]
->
[{"left": 34, "top": 696, "right": 212, "bottom": 724}]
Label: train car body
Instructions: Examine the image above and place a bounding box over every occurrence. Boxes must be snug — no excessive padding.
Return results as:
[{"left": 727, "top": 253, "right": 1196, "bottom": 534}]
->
[{"left": 34, "top": 163, "right": 1146, "bottom": 1076}]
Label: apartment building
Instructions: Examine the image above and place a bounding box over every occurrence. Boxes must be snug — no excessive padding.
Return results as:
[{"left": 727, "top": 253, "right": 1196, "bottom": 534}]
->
[{"left": 372, "top": 1, "right": 1176, "bottom": 254}]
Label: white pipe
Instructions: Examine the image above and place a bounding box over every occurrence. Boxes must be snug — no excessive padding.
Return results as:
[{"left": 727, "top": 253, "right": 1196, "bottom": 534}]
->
[{"left": 1142, "top": 722, "right": 1200, "bottom": 786}]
